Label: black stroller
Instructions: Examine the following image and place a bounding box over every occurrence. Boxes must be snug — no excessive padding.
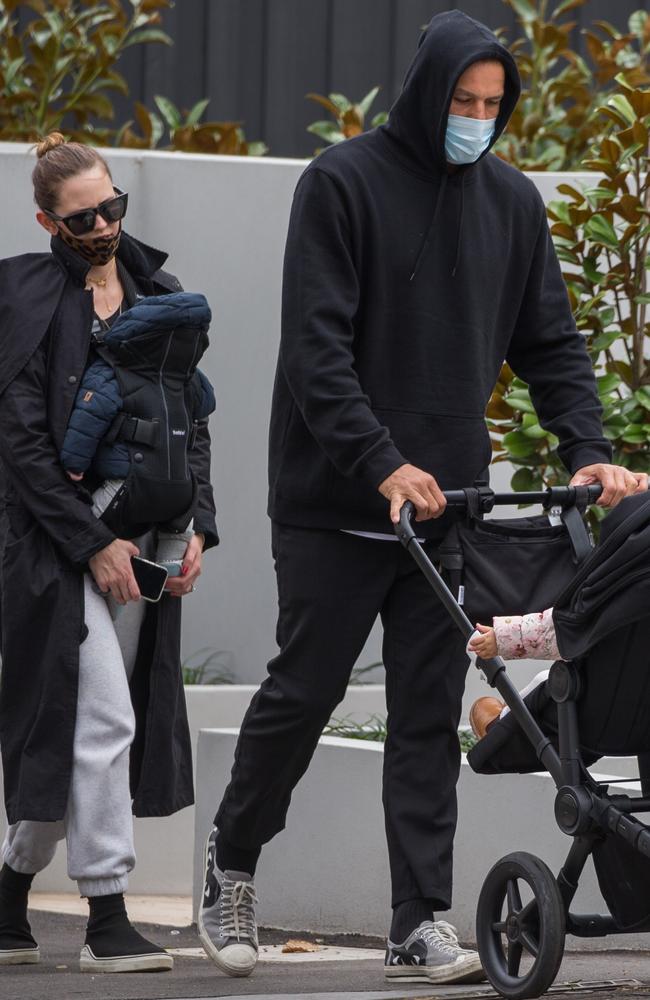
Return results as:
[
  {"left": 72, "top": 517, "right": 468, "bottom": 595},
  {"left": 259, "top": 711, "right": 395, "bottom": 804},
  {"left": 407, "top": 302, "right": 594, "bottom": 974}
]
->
[{"left": 396, "top": 485, "right": 650, "bottom": 1000}]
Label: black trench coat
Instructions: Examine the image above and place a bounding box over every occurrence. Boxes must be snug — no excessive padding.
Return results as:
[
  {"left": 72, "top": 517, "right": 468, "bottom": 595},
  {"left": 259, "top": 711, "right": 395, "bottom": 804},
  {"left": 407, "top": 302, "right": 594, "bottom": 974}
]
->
[{"left": 0, "top": 233, "right": 218, "bottom": 824}]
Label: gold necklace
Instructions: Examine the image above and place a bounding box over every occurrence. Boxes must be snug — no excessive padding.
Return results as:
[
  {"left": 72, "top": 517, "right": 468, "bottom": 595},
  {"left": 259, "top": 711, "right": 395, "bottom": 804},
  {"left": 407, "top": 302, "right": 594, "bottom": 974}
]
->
[{"left": 86, "top": 258, "right": 116, "bottom": 288}]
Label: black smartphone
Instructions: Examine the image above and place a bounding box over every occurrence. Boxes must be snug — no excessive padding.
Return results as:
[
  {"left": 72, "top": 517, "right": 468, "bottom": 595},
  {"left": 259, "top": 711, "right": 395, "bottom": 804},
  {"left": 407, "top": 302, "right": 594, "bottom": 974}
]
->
[{"left": 131, "top": 556, "right": 169, "bottom": 602}]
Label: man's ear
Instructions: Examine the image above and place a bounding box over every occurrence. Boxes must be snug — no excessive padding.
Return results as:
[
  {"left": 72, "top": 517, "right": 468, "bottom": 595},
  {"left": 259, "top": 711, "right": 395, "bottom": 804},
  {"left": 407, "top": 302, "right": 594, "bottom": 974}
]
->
[{"left": 36, "top": 210, "right": 59, "bottom": 237}]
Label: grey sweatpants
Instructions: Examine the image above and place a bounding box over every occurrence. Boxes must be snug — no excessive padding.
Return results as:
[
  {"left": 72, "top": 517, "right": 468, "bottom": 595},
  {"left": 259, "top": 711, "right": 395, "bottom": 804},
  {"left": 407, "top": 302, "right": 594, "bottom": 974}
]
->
[{"left": 2, "top": 575, "right": 145, "bottom": 897}]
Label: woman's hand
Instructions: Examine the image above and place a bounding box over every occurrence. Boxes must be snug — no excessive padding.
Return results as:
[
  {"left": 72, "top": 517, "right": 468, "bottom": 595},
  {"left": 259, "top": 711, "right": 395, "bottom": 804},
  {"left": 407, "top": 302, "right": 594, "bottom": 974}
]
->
[
  {"left": 468, "top": 623, "right": 498, "bottom": 659},
  {"left": 89, "top": 538, "right": 141, "bottom": 604},
  {"left": 165, "top": 532, "right": 204, "bottom": 598}
]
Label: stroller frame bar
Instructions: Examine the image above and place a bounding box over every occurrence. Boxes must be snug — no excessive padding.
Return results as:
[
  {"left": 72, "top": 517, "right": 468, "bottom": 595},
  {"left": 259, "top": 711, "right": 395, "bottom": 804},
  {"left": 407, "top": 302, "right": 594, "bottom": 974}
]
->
[
  {"left": 396, "top": 499, "right": 566, "bottom": 786},
  {"left": 396, "top": 491, "right": 650, "bottom": 972}
]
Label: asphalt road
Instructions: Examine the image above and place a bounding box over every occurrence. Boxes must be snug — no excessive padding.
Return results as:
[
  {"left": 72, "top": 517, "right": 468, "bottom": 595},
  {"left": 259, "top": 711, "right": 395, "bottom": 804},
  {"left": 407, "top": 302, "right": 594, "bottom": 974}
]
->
[{"left": 3, "top": 911, "right": 650, "bottom": 1000}]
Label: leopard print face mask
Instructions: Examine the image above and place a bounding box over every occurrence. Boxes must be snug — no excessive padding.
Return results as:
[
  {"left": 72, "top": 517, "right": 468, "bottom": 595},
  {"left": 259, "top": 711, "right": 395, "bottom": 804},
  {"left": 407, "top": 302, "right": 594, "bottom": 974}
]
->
[{"left": 57, "top": 224, "right": 122, "bottom": 266}]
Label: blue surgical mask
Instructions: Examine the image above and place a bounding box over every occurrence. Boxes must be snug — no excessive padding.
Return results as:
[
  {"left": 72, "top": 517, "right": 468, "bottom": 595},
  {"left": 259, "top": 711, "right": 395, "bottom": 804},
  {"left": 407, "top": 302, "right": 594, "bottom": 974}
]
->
[{"left": 445, "top": 113, "right": 496, "bottom": 164}]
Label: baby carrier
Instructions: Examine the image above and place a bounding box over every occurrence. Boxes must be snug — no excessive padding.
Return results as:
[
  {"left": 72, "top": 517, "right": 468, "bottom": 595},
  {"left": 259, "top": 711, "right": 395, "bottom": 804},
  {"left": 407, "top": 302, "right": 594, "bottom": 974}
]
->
[
  {"left": 396, "top": 486, "right": 650, "bottom": 999},
  {"left": 61, "top": 292, "right": 215, "bottom": 539}
]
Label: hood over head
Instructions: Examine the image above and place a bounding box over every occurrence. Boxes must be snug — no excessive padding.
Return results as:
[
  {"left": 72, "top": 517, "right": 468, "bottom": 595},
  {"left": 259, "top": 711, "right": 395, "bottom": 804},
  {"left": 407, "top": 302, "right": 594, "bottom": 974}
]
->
[{"left": 383, "top": 9, "right": 520, "bottom": 175}]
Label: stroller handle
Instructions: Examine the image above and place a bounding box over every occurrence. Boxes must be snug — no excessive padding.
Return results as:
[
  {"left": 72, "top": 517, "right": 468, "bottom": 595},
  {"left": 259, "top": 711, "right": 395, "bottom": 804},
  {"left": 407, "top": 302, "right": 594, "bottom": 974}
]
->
[{"left": 395, "top": 484, "right": 602, "bottom": 547}]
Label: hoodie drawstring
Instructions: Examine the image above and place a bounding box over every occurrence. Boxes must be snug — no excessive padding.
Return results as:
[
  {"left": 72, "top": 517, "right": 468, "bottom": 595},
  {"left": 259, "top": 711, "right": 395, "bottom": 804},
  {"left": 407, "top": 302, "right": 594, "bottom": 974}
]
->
[
  {"left": 410, "top": 172, "right": 448, "bottom": 282},
  {"left": 451, "top": 173, "right": 466, "bottom": 278},
  {"left": 409, "top": 171, "right": 466, "bottom": 281}
]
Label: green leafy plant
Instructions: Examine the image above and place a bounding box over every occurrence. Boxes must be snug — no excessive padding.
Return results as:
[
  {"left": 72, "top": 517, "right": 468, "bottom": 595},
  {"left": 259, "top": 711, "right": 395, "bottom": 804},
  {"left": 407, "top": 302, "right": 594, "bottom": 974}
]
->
[
  {"left": 323, "top": 714, "right": 478, "bottom": 752},
  {"left": 306, "top": 87, "right": 387, "bottom": 150},
  {"left": 349, "top": 660, "right": 383, "bottom": 685},
  {"left": 182, "top": 647, "right": 234, "bottom": 686},
  {"left": 117, "top": 94, "right": 267, "bottom": 155},
  {"left": 496, "top": 0, "right": 650, "bottom": 170},
  {"left": 0, "top": 0, "right": 172, "bottom": 142},
  {"left": 489, "top": 73, "right": 650, "bottom": 499},
  {"left": 324, "top": 713, "right": 388, "bottom": 742}
]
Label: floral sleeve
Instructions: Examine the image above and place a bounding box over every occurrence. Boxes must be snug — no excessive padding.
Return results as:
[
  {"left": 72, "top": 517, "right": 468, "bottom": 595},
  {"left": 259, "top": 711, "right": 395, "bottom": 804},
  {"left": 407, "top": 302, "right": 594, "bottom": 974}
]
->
[{"left": 493, "top": 608, "right": 560, "bottom": 660}]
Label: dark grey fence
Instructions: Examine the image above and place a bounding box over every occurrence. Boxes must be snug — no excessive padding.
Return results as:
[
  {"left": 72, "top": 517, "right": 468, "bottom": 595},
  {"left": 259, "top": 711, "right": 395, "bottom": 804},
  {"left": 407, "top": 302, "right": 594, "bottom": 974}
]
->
[{"left": 117, "top": 0, "right": 650, "bottom": 158}]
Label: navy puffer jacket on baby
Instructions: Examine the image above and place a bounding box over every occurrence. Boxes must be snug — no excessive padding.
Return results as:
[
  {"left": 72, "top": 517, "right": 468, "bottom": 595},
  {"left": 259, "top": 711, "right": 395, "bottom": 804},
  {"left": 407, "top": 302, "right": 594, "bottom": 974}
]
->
[{"left": 61, "top": 292, "right": 215, "bottom": 480}]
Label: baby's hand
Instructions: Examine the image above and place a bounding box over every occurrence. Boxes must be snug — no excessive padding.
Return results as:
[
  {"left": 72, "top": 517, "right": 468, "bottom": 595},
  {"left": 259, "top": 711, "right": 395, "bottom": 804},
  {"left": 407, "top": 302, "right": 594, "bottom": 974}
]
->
[
  {"left": 468, "top": 622, "right": 498, "bottom": 659},
  {"left": 67, "top": 471, "right": 84, "bottom": 481}
]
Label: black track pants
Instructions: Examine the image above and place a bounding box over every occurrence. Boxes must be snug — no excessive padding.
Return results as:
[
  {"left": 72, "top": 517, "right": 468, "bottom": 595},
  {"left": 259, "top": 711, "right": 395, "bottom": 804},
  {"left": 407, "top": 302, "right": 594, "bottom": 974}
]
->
[{"left": 215, "top": 523, "right": 469, "bottom": 910}]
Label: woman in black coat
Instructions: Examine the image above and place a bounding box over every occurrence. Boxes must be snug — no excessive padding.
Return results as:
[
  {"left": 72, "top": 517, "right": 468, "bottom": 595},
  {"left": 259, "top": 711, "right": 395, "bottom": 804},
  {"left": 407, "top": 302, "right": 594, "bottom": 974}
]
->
[{"left": 0, "top": 134, "right": 218, "bottom": 973}]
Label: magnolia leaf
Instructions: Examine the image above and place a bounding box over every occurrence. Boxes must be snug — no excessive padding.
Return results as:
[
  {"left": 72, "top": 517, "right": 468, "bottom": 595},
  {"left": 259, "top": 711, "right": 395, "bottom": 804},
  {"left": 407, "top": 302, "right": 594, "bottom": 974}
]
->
[
  {"left": 510, "top": 467, "right": 541, "bottom": 492},
  {"left": 247, "top": 141, "right": 268, "bottom": 157},
  {"left": 508, "top": 0, "right": 536, "bottom": 20},
  {"left": 552, "top": 0, "right": 585, "bottom": 17},
  {"left": 633, "top": 387, "right": 650, "bottom": 410},
  {"left": 556, "top": 183, "right": 585, "bottom": 203},
  {"left": 597, "top": 372, "right": 621, "bottom": 395},
  {"left": 503, "top": 430, "right": 538, "bottom": 458},
  {"left": 551, "top": 222, "right": 576, "bottom": 241},
  {"left": 306, "top": 121, "right": 345, "bottom": 144},
  {"left": 185, "top": 97, "right": 210, "bottom": 126},
  {"left": 591, "top": 329, "right": 623, "bottom": 351},
  {"left": 505, "top": 396, "right": 537, "bottom": 414},
  {"left": 123, "top": 28, "right": 171, "bottom": 47},
  {"left": 153, "top": 94, "right": 180, "bottom": 129},
  {"left": 550, "top": 200, "right": 572, "bottom": 224},
  {"left": 328, "top": 93, "right": 352, "bottom": 113},
  {"left": 607, "top": 94, "right": 636, "bottom": 125},
  {"left": 585, "top": 214, "right": 619, "bottom": 249},
  {"left": 621, "top": 424, "right": 647, "bottom": 443},
  {"left": 306, "top": 93, "right": 342, "bottom": 118},
  {"left": 358, "top": 86, "right": 380, "bottom": 117},
  {"left": 521, "top": 419, "right": 548, "bottom": 439},
  {"left": 606, "top": 360, "right": 633, "bottom": 386},
  {"left": 629, "top": 10, "right": 649, "bottom": 37},
  {"left": 582, "top": 256, "right": 604, "bottom": 285}
]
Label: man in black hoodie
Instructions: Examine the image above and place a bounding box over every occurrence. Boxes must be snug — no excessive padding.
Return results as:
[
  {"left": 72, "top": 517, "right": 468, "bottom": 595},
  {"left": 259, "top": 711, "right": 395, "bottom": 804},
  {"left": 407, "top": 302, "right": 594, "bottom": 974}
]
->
[{"left": 199, "top": 10, "right": 645, "bottom": 984}]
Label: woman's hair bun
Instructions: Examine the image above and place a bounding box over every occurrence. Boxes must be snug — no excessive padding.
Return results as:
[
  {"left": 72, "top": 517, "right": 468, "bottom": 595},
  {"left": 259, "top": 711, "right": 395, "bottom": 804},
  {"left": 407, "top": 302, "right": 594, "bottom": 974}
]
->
[{"left": 35, "top": 132, "right": 67, "bottom": 159}]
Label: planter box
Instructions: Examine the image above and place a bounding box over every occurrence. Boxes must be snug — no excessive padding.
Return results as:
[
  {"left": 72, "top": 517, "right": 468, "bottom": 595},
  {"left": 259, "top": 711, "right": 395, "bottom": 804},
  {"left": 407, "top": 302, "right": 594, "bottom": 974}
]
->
[
  {"left": 193, "top": 729, "right": 649, "bottom": 950},
  {"left": 0, "top": 684, "right": 386, "bottom": 896}
]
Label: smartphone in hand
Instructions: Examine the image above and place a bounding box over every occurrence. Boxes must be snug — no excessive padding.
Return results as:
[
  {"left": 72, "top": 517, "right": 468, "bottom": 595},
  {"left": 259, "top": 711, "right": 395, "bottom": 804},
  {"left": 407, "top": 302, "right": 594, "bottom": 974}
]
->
[{"left": 131, "top": 556, "right": 169, "bottom": 602}]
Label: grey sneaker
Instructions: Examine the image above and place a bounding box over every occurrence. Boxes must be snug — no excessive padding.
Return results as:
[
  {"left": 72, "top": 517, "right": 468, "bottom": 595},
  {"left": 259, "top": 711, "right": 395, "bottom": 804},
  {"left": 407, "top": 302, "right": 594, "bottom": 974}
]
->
[
  {"left": 197, "top": 829, "right": 258, "bottom": 977},
  {"left": 385, "top": 919, "right": 484, "bottom": 984}
]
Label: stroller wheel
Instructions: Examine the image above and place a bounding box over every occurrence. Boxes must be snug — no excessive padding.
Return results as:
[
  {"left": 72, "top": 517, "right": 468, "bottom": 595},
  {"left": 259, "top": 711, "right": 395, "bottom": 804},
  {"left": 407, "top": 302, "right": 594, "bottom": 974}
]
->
[{"left": 476, "top": 851, "right": 565, "bottom": 1000}]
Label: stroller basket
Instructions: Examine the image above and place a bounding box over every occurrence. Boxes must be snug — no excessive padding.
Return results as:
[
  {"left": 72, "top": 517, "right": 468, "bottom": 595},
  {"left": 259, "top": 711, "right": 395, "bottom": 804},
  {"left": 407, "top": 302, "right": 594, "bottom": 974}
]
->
[{"left": 396, "top": 486, "right": 650, "bottom": 1000}]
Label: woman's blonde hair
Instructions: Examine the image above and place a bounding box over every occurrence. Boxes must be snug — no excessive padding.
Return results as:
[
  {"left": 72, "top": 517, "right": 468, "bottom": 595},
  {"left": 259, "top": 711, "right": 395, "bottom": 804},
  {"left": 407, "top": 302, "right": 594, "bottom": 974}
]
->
[{"left": 32, "top": 133, "right": 112, "bottom": 213}]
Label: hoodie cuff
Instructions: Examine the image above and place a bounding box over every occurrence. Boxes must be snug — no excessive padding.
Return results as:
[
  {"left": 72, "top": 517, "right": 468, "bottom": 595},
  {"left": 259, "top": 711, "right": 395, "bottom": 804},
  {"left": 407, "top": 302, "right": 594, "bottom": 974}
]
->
[
  {"left": 356, "top": 442, "right": 408, "bottom": 489},
  {"left": 566, "top": 445, "right": 613, "bottom": 476}
]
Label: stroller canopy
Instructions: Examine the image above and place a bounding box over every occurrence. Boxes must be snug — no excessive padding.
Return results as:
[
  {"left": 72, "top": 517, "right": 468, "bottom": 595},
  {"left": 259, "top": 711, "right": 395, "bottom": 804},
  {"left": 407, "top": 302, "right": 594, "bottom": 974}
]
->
[{"left": 553, "top": 492, "right": 650, "bottom": 661}]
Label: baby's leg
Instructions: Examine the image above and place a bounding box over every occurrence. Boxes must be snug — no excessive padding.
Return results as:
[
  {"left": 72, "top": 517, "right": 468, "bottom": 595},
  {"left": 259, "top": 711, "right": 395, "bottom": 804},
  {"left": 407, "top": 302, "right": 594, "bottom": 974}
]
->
[
  {"left": 90, "top": 480, "right": 126, "bottom": 619},
  {"left": 156, "top": 521, "right": 194, "bottom": 576},
  {"left": 500, "top": 669, "right": 550, "bottom": 719},
  {"left": 91, "top": 479, "right": 125, "bottom": 518}
]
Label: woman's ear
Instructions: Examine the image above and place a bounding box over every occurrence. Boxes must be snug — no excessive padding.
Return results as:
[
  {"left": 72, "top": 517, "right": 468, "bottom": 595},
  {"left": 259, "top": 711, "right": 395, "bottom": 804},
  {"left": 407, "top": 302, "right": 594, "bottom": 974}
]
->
[{"left": 36, "top": 210, "right": 59, "bottom": 237}]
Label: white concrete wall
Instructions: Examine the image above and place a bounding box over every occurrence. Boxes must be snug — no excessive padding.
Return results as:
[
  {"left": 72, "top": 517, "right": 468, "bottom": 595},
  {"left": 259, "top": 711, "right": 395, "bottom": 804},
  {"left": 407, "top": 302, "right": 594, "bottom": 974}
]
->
[
  {"left": 0, "top": 143, "right": 594, "bottom": 688},
  {"left": 193, "top": 730, "right": 650, "bottom": 950},
  {"left": 0, "top": 684, "right": 387, "bottom": 896}
]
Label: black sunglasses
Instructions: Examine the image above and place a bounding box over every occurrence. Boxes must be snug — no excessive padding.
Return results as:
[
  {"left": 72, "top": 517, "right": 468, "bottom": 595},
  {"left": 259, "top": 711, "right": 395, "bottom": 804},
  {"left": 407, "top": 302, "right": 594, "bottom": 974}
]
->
[{"left": 46, "top": 188, "right": 128, "bottom": 237}]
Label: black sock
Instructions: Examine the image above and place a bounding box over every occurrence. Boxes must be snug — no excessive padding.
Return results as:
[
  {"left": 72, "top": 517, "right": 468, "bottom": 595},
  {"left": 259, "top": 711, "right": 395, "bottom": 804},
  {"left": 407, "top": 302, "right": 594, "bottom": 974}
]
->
[
  {"left": 86, "top": 893, "right": 164, "bottom": 958},
  {"left": 390, "top": 899, "right": 436, "bottom": 942},
  {"left": 0, "top": 864, "right": 37, "bottom": 949},
  {"left": 215, "top": 831, "right": 260, "bottom": 878},
  {"left": 0, "top": 864, "right": 35, "bottom": 897}
]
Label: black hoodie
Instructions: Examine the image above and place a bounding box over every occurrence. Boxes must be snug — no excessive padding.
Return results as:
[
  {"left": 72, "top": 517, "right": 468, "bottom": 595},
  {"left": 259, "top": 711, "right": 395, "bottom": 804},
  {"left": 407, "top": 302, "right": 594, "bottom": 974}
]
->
[{"left": 268, "top": 10, "right": 611, "bottom": 536}]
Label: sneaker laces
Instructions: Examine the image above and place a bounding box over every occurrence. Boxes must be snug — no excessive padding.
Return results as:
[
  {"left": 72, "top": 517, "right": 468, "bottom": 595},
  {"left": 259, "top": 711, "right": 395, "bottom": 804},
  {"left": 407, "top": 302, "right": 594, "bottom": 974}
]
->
[
  {"left": 219, "top": 876, "right": 258, "bottom": 942},
  {"left": 419, "top": 920, "right": 463, "bottom": 959}
]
